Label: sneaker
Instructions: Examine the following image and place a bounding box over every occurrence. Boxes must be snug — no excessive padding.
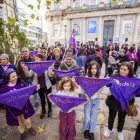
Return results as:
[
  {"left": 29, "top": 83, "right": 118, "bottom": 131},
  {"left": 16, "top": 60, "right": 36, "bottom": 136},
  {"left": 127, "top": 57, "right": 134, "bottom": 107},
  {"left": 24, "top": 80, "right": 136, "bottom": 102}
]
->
[
  {"left": 28, "top": 127, "right": 37, "bottom": 135},
  {"left": 20, "top": 132, "right": 27, "bottom": 140},
  {"left": 118, "top": 132, "right": 124, "bottom": 140},
  {"left": 89, "top": 133, "right": 94, "bottom": 140},
  {"left": 84, "top": 130, "right": 90, "bottom": 139},
  {"left": 40, "top": 111, "right": 46, "bottom": 119},
  {"left": 104, "top": 129, "right": 112, "bottom": 138},
  {"left": 35, "top": 102, "right": 39, "bottom": 108}
]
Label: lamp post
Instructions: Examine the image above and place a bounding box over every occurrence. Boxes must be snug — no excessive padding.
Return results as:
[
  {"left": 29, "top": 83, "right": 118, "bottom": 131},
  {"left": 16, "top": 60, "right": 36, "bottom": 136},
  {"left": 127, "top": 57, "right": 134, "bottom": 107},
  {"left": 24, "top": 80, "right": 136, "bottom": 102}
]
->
[{"left": 64, "top": 25, "right": 67, "bottom": 47}]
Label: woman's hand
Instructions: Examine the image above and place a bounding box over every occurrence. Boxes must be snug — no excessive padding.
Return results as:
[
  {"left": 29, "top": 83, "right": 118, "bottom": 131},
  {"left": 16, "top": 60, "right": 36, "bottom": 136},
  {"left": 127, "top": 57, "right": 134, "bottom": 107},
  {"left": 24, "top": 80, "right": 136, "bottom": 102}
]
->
[
  {"left": 114, "top": 79, "right": 120, "bottom": 84},
  {"left": 36, "top": 84, "right": 40, "bottom": 91},
  {"left": 80, "top": 67, "right": 85, "bottom": 73}
]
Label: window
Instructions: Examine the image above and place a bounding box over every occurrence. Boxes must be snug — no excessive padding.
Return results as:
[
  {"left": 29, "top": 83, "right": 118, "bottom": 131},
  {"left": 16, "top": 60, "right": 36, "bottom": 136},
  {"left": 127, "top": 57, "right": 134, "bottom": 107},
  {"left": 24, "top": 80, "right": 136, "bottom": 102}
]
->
[
  {"left": 73, "top": 0, "right": 80, "bottom": 8},
  {"left": 54, "top": 2, "right": 59, "bottom": 10},
  {"left": 122, "top": 20, "right": 132, "bottom": 35},
  {"left": 73, "top": 23, "right": 80, "bottom": 35},
  {"left": 53, "top": 24, "right": 61, "bottom": 37},
  {"left": 90, "top": 0, "right": 96, "bottom": 5}
]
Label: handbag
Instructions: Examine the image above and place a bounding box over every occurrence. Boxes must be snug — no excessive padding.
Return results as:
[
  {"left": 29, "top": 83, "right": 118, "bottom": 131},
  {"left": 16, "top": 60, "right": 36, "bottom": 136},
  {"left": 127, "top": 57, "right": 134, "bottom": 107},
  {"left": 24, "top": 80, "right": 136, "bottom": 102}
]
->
[{"left": 126, "top": 103, "right": 138, "bottom": 117}]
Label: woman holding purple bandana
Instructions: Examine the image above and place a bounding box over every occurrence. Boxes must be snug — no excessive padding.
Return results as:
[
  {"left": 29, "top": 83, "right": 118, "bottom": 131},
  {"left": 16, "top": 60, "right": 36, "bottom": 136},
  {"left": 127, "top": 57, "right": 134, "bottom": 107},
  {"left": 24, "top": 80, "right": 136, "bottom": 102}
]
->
[
  {"left": 0, "top": 68, "right": 36, "bottom": 140},
  {"left": 22, "top": 53, "right": 53, "bottom": 119}
]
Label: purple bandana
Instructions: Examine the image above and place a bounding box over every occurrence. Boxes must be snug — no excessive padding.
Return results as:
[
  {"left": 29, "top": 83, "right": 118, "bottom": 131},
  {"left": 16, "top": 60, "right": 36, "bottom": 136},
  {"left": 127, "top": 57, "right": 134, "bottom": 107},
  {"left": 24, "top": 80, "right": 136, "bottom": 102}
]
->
[
  {"left": 24, "top": 61, "right": 54, "bottom": 76},
  {"left": 0, "top": 85, "right": 36, "bottom": 110},
  {"left": 30, "top": 50, "right": 38, "bottom": 58},
  {"left": 53, "top": 67, "right": 81, "bottom": 79},
  {"left": 110, "top": 77, "right": 140, "bottom": 102},
  {"left": 48, "top": 94, "right": 87, "bottom": 113},
  {"left": 75, "top": 76, "right": 112, "bottom": 99}
]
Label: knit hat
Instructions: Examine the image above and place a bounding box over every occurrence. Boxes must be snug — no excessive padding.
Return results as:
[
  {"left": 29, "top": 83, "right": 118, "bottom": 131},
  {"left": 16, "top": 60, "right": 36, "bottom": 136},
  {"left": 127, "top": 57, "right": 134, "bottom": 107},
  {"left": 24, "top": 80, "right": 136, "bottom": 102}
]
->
[
  {"left": 4, "top": 68, "right": 15, "bottom": 77},
  {"left": 0, "top": 54, "right": 9, "bottom": 60},
  {"left": 65, "top": 52, "right": 74, "bottom": 59}
]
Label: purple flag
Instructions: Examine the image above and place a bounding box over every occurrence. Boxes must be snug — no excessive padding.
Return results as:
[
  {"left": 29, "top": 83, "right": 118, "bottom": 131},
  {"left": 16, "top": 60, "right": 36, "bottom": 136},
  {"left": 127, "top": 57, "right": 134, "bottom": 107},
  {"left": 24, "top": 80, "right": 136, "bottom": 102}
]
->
[
  {"left": 24, "top": 61, "right": 54, "bottom": 76},
  {"left": 53, "top": 67, "right": 81, "bottom": 79},
  {"left": 0, "top": 85, "right": 36, "bottom": 110},
  {"left": 75, "top": 76, "right": 112, "bottom": 99},
  {"left": 110, "top": 77, "right": 140, "bottom": 102},
  {"left": 48, "top": 94, "right": 87, "bottom": 113},
  {"left": 69, "top": 29, "right": 77, "bottom": 55},
  {"left": 30, "top": 50, "right": 38, "bottom": 58}
]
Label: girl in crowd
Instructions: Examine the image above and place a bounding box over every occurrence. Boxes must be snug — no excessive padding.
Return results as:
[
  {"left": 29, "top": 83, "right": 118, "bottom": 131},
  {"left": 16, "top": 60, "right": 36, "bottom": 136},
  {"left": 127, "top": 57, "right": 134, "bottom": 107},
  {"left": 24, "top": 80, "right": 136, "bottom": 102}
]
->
[
  {"left": 104, "top": 62, "right": 135, "bottom": 140},
  {"left": 55, "top": 77, "right": 83, "bottom": 140},
  {"left": 83, "top": 61, "right": 100, "bottom": 140},
  {"left": 0, "top": 68, "right": 36, "bottom": 140},
  {"left": 22, "top": 53, "right": 52, "bottom": 119}
]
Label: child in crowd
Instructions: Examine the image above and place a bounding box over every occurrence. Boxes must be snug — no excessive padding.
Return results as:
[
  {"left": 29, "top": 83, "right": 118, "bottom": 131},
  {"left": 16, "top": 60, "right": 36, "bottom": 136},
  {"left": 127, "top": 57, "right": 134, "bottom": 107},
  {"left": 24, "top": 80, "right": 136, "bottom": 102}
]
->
[
  {"left": 55, "top": 77, "right": 83, "bottom": 140},
  {"left": 83, "top": 61, "right": 100, "bottom": 140}
]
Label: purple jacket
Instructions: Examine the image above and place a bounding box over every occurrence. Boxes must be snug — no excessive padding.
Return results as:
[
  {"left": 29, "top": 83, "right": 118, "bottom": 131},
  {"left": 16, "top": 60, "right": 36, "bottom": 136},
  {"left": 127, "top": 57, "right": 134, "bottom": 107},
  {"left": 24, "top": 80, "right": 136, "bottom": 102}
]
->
[{"left": 0, "top": 81, "right": 35, "bottom": 126}]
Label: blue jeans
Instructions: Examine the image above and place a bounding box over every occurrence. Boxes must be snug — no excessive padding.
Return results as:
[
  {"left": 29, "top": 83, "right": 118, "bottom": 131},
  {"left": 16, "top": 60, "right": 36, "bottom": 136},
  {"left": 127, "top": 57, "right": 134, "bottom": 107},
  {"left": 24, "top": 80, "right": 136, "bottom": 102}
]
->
[
  {"left": 83, "top": 98, "right": 99, "bottom": 133},
  {"left": 27, "top": 79, "right": 39, "bottom": 104}
]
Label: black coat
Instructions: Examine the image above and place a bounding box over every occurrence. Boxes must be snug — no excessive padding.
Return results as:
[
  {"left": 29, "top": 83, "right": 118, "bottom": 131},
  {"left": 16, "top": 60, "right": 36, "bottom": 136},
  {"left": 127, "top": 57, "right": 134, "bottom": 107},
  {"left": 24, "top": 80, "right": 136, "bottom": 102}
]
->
[{"left": 117, "top": 55, "right": 129, "bottom": 63}]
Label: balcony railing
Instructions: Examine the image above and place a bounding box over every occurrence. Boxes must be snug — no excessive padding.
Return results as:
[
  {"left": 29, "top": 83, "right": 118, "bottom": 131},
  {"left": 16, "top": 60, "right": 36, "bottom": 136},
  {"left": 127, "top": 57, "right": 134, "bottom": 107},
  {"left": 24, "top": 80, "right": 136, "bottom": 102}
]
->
[{"left": 46, "top": 0, "right": 140, "bottom": 17}]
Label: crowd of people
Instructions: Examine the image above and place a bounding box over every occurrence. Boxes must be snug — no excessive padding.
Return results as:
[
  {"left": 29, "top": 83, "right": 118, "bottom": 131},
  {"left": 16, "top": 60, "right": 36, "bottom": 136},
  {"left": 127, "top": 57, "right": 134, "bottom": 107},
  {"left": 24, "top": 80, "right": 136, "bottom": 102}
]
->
[{"left": 0, "top": 42, "right": 140, "bottom": 140}]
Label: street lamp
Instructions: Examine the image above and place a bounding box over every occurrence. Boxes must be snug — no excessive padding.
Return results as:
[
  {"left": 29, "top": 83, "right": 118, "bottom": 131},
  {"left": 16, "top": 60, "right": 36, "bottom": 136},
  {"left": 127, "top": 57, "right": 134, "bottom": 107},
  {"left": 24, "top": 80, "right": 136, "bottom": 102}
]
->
[{"left": 64, "top": 25, "right": 67, "bottom": 47}]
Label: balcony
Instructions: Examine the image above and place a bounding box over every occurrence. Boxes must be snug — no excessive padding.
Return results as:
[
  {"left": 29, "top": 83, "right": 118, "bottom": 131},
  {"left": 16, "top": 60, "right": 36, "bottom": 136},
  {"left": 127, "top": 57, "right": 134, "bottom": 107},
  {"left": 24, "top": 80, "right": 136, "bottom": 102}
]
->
[{"left": 46, "top": 0, "right": 140, "bottom": 17}]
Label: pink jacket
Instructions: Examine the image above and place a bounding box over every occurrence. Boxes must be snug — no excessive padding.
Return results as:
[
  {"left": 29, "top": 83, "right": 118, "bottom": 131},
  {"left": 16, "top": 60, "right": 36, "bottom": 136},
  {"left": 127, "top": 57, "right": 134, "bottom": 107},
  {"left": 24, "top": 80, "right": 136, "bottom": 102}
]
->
[{"left": 127, "top": 51, "right": 138, "bottom": 62}]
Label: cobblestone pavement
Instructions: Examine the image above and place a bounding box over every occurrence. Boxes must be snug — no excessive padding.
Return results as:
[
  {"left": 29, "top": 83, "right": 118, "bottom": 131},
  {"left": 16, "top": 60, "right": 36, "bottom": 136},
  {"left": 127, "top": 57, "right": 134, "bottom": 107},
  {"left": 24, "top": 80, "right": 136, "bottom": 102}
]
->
[{"left": 0, "top": 64, "right": 139, "bottom": 140}]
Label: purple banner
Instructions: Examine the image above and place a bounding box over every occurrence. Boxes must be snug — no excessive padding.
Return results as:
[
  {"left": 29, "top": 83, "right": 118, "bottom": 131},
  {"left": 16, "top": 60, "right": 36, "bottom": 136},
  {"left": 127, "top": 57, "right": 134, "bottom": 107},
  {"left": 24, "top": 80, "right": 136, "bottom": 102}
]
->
[
  {"left": 48, "top": 94, "right": 87, "bottom": 113},
  {"left": 0, "top": 85, "right": 36, "bottom": 110},
  {"left": 24, "top": 61, "right": 54, "bottom": 76},
  {"left": 75, "top": 76, "right": 112, "bottom": 99},
  {"left": 111, "top": 77, "right": 140, "bottom": 102},
  {"left": 30, "top": 50, "right": 38, "bottom": 58},
  {"left": 53, "top": 67, "right": 81, "bottom": 79}
]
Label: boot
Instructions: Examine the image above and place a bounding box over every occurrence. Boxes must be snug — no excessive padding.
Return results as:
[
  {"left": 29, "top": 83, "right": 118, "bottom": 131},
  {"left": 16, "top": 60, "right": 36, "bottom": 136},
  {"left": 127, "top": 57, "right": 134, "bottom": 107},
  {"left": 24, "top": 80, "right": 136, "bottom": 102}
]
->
[
  {"left": 48, "top": 108, "right": 52, "bottom": 118},
  {"left": 28, "top": 127, "right": 37, "bottom": 135},
  {"left": 89, "top": 133, "right": 94, "bottom": 140},
  {"left": 40, "top": 111, "right": 46, "bottom": 119},
  {"left": 84, "top": 130, "right": 90, "bottom": 139},
  {"left": 20, "top": 132, "right": 26, "bottom": 140}
]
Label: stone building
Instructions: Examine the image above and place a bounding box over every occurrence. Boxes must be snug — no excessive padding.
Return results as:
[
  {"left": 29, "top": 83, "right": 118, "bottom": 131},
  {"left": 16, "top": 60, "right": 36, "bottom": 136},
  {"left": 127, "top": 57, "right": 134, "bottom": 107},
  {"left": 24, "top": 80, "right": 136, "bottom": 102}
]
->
[
  {"left": 46, "top": 0, "right": 140, "bottom": 46},
  {"left": 0, "top": 0, "right": 15, "bottom": 21}
]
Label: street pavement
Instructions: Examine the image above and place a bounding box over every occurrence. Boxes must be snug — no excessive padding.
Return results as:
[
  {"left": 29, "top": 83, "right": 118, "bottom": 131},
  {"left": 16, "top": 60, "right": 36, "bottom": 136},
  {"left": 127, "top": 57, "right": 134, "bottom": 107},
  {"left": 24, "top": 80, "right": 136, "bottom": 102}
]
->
[{"left": 0, "top": 64, "right": 139, "bottom": 140}]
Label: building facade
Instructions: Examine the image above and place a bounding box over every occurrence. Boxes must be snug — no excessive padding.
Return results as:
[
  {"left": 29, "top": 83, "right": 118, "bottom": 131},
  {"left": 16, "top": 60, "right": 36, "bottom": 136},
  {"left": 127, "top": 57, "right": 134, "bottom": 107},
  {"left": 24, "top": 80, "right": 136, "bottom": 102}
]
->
[
  {"left": 14, "top": 0, "right": 42, "bottom": 46},
  {"left": 46, "top": 0, "right": 140, "bottom": 46},
  {"left": 0, "top": 0, "right": 15, "bottom": 21}
]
